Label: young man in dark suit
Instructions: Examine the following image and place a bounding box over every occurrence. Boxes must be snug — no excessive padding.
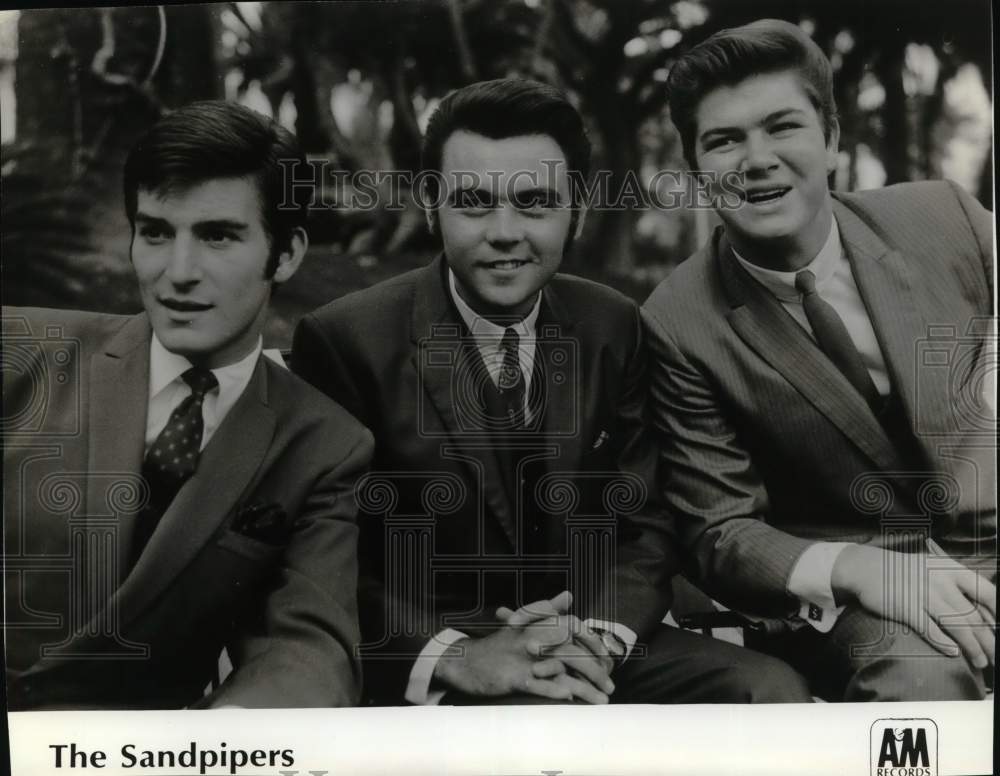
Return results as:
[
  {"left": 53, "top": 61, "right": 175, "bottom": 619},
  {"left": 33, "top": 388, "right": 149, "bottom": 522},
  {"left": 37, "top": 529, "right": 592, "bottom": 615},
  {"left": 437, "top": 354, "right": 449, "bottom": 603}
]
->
[
  {"left": 293, "top": 78, "right": 810, "bottom": 705},
  {"left": 643, "top": 19, "right": 995, "bottom": 700},
  {"left": 3, "top": 101, "right": 373, "bottom": 709}
]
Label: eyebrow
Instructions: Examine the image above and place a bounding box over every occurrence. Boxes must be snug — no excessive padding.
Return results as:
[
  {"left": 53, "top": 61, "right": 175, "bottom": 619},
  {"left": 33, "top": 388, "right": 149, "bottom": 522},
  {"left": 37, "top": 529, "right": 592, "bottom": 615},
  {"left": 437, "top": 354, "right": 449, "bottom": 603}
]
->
[
  {"left": 134, "top": 212, "right": 250, "bottom": 231},
  {"left": 512, "top": 186, "right": 564, "bottom": 204},
  {"left": 448, "top": 186, "right": 494, "bottom": 206},
  {"left": 698, "top": 108, "right": 808, "bottom": 142}
]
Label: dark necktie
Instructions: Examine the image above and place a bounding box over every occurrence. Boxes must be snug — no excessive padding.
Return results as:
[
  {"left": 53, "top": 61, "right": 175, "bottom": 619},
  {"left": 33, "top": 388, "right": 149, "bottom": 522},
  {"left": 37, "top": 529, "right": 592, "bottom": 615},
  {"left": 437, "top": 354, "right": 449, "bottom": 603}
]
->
[
  {"left": 131, "top": 367, "right": 218, "bottom": 564},
  {"left": 498, "top": 328, "right": 525, "bottom": 428},
  {"left": 795, "top": 269, "right": 880, "bottom": 407}
]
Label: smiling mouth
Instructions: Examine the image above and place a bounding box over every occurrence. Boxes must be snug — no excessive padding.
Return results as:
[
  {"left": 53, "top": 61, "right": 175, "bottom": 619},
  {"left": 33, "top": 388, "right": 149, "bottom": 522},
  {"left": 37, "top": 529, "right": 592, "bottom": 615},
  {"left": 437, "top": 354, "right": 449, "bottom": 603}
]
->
[
  {"left": 744, "top": 187, "right": 791, "bottom": 205},
  {"left": 160, "top": 298, "right": 213, "bottom": 312},
  {"left": 483, "top": 259, "right": 532, "bottom": 270}
]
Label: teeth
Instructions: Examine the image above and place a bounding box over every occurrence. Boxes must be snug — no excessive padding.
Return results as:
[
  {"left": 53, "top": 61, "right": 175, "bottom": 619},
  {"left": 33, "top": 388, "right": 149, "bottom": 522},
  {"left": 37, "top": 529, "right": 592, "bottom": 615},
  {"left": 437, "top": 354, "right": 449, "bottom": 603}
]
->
[{"left": 747, "top": 188, "right": 787, "bottom": 203}]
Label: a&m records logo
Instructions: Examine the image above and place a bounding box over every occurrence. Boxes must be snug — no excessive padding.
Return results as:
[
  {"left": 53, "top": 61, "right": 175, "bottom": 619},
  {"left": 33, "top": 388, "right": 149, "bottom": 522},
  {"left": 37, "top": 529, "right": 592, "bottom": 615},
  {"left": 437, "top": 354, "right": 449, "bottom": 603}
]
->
[{"left": 870, "top": 718, "right": 938, "bottom": 776}]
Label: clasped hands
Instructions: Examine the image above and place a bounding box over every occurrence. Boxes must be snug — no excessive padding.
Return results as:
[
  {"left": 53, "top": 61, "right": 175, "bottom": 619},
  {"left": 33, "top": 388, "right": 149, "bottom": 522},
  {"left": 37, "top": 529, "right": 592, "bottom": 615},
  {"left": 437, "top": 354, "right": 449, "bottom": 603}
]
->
[{"left": 432, "top": 591, "right": 617, "bottom": 703}]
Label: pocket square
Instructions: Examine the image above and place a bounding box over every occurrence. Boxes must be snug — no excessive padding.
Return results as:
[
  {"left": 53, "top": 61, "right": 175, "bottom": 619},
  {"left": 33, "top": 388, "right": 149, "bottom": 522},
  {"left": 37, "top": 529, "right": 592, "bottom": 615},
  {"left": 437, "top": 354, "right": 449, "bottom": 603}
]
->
[
  {"left": 232, "top": 501, "right": 290, "bottom": 545},
  {"left": 591, "top": 430, "right": 610, "bottom": 451}
]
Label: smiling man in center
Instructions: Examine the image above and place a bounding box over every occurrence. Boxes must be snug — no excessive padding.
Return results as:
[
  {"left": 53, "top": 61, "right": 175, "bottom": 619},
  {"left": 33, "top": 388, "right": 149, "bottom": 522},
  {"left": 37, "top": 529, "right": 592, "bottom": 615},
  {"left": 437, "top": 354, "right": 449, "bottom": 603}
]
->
[{"left": 293, "top": 78, "right": 809, "bottom": 705}]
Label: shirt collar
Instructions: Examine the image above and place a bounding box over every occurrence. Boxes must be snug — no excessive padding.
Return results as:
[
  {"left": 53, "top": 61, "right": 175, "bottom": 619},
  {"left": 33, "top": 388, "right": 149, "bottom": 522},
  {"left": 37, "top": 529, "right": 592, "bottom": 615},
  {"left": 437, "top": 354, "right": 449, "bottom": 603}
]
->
[
  {"left": 732, "top": 216, "right": 842, "bottom": 302},
  {"left": 148, "top": 334, "right": 262, "bottom": 400},
  {"left": 447, "top": 268, "right": 541, "bottom": 340}
]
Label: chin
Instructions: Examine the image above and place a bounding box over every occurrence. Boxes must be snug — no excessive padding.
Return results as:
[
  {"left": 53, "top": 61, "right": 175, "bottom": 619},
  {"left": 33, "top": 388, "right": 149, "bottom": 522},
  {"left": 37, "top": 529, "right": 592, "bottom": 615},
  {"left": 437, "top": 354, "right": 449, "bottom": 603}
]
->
[
  {"left": 735, "top": 218, "right": 801, "bottom": 244},
  {"left": 156, "top": 332, "right": 211, "bottom": 360},
  {"left": 491, "top": 291, "right": 538, "bottom": 316}
]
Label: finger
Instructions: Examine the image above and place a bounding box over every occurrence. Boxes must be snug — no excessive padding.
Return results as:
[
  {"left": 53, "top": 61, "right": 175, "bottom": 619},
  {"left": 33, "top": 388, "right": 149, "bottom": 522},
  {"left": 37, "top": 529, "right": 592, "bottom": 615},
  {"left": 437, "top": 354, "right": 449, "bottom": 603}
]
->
[
  {"left": 564, "top": 627, "right": 615, "bottom": 674},
  {"left": 525, "top": 615, "right": 579, "bottom": 648},
  {"left": 501, "top": 593, "right": 572, "bottom": 627},
  {"left": 933, "top": 606, "right": 987, "bottom": 669},
  {"left": 531, "top": 658, "right": 566, "bottom": 679},
  {"left": 549, "top": 590, "right": 573, "bottom": 614},
  {"left": 498, "top": 603, "right": 555, "bottom": 626},
  {"left": 553, "top": 673, "right": 610, "bottom": 705},
  {"left": 975, "top": 604, "right": 996, "bottom": 665},
  {"left": 544, "top": 643, "right": 614, "bottom": 695},
  {"left": 956, "top": 601, "right": 996, "bottom": 667},
  {"left": 522, "top": 677, "right": 573, "bottom": 702},
  {"left": 524, "top": 631, "right": 573, "bottom": 656},
  {"left": 958, "top": 600, "right": 996, "bottom": 667},
  {"left": 922, "top": 616, "right": 961, "bottom": 659},
  {"left": 956, "top": 573, "right": 997, "bottom": 621},
  {"left": 573, "top": 627, "right": 613, "bottom": 670},
  {"left": 938, "top": 588, "right": 992, "bottom": 669}
]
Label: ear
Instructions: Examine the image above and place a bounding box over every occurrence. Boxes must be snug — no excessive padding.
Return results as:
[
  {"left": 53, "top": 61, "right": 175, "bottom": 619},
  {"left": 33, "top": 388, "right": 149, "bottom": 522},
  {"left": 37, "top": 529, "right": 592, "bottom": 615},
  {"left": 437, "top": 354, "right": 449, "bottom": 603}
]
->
[
  {"left": 271, "top": 227, "right": 308, "bottom": 284},
  {"left": 424, "top": 207, "right": 438, "bottom": 237},
  {"left": 825, "top": 118, "right": 841, "bottom": 173}
]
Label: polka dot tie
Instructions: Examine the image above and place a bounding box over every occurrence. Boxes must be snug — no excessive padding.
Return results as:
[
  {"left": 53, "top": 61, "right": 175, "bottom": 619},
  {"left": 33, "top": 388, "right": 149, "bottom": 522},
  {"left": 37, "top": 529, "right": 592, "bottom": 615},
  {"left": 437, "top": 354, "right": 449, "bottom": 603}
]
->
[
  {"left": 131, "top": 367, "right": 218, "bottom": 564},
  {"left": 145, "top": 367, "right": 218, "bottom": 487}
]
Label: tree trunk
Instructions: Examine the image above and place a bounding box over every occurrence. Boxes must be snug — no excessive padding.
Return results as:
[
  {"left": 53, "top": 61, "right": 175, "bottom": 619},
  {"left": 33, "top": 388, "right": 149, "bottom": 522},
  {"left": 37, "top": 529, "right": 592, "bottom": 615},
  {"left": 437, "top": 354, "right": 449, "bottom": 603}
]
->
[
  {"left": 582, "top": 78, "right": 638, "bottom": 276},
  {"left": 876, "top": 39, "right": 910, "bottom": 185},
  {"left": 156, "top": 4, "right": 223, "bottom": 105},
  {"left": 3, "top": 7, "right": 219, "bottom": 311}
]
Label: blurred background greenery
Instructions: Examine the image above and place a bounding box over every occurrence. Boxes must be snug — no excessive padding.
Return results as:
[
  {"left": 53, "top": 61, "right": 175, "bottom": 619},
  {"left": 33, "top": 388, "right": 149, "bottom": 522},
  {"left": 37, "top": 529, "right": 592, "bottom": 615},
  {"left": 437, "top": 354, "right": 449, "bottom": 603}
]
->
[{"left": 0, "top": 0, "right": 992, "bottom": 347}]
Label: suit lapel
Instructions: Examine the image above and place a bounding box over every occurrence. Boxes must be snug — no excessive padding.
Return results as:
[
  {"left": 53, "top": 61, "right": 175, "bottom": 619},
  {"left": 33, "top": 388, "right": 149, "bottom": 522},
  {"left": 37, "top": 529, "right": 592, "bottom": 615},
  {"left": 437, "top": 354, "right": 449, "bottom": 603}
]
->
[
  {"left": 111, "top": 357, "right": 276, "bottom": 628},
  {"left": 87, "top": 315, "right": 151, "bottom": 572},
  {"left": 833, "top": 197, "right": 948, "bottom": 461},
  {"left": 716, "top": 232, "right": 901, "bottom": 471},
  {"left": 410, "top": 257, "right": 519, "bottom": 546}
]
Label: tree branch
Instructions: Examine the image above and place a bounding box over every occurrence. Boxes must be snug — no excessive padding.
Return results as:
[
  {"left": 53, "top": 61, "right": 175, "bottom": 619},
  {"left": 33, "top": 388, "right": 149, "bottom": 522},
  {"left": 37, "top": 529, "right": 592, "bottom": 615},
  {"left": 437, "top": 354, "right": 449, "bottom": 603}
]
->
[{"left": 446, "top": 0, "right": 478, "bottom": 82}]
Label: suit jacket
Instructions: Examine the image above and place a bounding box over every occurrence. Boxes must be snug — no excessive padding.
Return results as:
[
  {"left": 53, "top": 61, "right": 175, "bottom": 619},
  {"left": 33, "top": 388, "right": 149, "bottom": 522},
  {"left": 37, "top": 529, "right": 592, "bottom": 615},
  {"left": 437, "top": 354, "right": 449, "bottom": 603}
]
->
[
  {"left": 3, "top": 307, "right": 374, "bottom": 709},
  {"left": 292, "top": 256, "right": 677, "bottom": 702},
  {"left": 641, "top": 180, "right": 996, "bottom": 619}
]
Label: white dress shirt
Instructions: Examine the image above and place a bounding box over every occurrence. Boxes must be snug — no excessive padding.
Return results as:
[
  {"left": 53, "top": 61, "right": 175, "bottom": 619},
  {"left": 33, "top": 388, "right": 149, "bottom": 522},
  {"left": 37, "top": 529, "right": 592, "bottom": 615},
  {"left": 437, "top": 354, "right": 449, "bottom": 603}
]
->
[
  {"left": 404, "top": 272, "right": 636, "bottom": 704},
  {"left": 732, "top": 218, "right": 890, "bottom": 632},
  {"left": 448, "top": 270, "right": 541, "bottom": 423},
  {"left": 145, "top": 335, "right": 262, "bottom": 455}
]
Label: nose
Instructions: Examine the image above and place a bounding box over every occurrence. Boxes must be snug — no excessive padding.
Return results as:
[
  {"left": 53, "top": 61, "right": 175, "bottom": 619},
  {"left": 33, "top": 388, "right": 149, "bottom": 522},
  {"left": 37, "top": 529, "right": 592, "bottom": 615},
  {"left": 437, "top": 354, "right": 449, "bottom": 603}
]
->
[
  {"left": 740, "top": 131, "right": 779, "bottom": 176},
  {"left": 485, "top": 205, "right": 525, "bottom": 248},
  {"left": 164, "top": 235, "right": 202, "bottom": 286}
]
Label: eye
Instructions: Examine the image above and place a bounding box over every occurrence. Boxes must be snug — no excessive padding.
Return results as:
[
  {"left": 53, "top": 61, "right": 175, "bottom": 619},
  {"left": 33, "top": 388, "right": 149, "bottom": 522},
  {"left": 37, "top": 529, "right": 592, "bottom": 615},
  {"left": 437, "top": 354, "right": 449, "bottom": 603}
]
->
[
  {"left": 137, "top": 224, "right": 170, "bottom": 244},
  {"left": 703, "top": 136, "right": 737, "bottom": 152},
  {"left": 202, "top": 229, "right": 238, "bottom": 246},
  {"left": 453, "top": 190, "right": 494, "bottom": 211},
  {"left": 771, "top": 121, "right": 801, "bottom": 134}
]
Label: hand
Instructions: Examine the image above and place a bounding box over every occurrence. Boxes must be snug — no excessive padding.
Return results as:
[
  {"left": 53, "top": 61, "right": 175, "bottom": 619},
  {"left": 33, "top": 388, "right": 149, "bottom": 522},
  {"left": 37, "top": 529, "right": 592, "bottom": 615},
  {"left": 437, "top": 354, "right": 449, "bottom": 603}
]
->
[
  {"left": 497, "top": 591, "right": 615, "bottom": 676},
  {"left": 496, "top": 590, "right": 573, "bottom": 626},
  {"left": 433, "top": 626, "right": 611, "bottom": 704},
  {"left": 832, "top": 545, "right": 997, "bottom": 668},
  {"left": 522, "top": 615, "right": 616, "bottom": 684}
]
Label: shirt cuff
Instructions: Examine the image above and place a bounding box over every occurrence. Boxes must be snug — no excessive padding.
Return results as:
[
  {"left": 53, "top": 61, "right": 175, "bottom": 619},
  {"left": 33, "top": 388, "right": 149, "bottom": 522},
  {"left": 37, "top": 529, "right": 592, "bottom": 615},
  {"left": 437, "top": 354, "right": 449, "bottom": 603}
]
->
[
  {"left": 404, "top": 628, "right": 468, "bottom": 705},
  {"left": 584, "top": 619, "right": 637, "bottom": 659},
  {"left": 786, "top": 542, "right": 852, "bottom": 633}
]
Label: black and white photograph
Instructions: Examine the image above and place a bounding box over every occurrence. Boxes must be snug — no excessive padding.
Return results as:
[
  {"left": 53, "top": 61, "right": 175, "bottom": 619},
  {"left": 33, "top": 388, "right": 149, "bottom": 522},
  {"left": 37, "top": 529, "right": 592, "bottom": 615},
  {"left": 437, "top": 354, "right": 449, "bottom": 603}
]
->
[{"left": 1, "top": 0, "right": 995, "bottom": 773}]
